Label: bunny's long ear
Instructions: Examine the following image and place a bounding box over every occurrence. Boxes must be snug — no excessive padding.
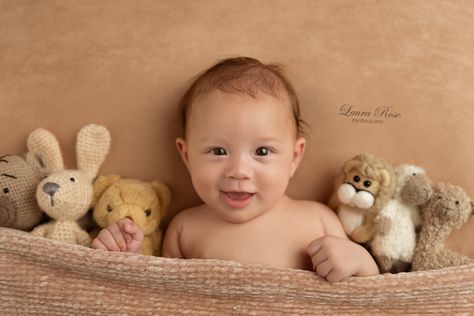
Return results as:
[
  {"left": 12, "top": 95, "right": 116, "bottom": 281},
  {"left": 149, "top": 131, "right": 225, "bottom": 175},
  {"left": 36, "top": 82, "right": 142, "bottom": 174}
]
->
[
  {"left": 76, "top": 124, "right": 111, "bottom": 180},
  {"left": 26, "top": 128, "right": 64, "bottom": 175}
]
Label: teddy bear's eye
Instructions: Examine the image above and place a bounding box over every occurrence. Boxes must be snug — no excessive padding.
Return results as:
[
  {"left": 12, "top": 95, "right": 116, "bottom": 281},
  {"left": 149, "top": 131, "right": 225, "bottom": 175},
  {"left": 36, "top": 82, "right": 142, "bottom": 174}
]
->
[
  {"left": 70, "top": 177, "right": 75, "bottom": 182},
  {"left": 455, "top": 201, "right": 459, "bottom": 205},
  {"left": 144, "top": 209, "right": 151, "bottom": 217},
  {"left": 363, "top": 180, "right": 371, "bottom": 188},
  {"left": 353, "top": 175, "right": 361, "bottom": 183},
  {"left": 3, "top": 188, "right": 9, "bottom": 194},
  {"left": 107, "top": 204, "right": 113, "bottom": 212},
  {"left": 412, "top": 173, "right": 416, "bottom": 176},
  {"left": 438, "top": 196, "right": 442, "bottom": 200}
]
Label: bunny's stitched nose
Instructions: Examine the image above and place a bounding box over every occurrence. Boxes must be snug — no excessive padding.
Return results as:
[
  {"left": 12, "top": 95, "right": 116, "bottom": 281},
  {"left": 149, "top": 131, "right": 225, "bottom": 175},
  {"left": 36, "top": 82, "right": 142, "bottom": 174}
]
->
[{"left": 43, "top": 182, "right": 60, "bottom": 197}]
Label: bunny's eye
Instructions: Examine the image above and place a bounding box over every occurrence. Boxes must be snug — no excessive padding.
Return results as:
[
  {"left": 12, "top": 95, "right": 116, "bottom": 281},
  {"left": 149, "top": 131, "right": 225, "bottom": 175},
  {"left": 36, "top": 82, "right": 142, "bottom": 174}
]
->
[
  {"left": 70, "top": 178, "right": 75, "bottom": 182},
  {"left": 107, "top": 205, "right": 113, "bottom": 212},
  {"left": 3, "top": 188, "right": 9, "bottom": 194},
  {"left": 144, "top": 209, "right": 151, "bottom": 217}
]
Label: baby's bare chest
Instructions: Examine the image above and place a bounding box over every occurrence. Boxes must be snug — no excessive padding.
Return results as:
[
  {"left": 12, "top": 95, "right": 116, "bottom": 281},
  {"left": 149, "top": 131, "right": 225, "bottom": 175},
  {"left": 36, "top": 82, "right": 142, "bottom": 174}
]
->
[{"left": 181, "top": 215, "right": 324, "bottom": 270}]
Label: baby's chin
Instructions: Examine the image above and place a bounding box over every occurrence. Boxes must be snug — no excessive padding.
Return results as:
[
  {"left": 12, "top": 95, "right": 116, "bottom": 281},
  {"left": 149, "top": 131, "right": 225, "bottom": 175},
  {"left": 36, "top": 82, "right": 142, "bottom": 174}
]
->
[{"left": 210, "top": 207, "right": 268, "bottom": 224}]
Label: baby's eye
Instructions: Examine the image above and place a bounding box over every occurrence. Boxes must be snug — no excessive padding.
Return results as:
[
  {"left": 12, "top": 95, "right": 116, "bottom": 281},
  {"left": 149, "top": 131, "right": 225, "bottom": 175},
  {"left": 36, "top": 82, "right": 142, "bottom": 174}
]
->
[
  {"left": 255, "top": 147, "right": 270, "bottom": 156},
  {"left": 211, "top": 147, "right": 227, "bottom": 156}
]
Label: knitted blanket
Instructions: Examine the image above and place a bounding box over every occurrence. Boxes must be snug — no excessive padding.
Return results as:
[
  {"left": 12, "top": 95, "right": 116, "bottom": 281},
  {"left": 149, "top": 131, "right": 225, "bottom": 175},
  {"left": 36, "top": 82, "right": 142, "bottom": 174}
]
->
[{"left": 0, "top": 227, "right": 472, "bottom": 315}]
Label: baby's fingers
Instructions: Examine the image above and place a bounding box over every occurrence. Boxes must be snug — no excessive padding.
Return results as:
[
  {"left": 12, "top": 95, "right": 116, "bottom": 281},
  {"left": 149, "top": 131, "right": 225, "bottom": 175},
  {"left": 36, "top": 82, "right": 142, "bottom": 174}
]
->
[
  {"left": 118, "top": 218, "right": 144, "bottom": 254},
  {"left": 94, "top": 226, "right": 126, "bottom": 252},
  {"left": 315, "top": 259, "right": 333, "bottom": 278},
  {"left": 91, "top": 238, "right": 108, "bottom": 251}
]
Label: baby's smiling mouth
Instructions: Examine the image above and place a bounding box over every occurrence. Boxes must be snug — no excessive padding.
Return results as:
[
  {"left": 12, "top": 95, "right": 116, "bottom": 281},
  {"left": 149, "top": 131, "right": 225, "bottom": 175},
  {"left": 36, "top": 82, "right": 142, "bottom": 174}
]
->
[{"left": 221, "top": 191, "right": 255, "bottom": 208}]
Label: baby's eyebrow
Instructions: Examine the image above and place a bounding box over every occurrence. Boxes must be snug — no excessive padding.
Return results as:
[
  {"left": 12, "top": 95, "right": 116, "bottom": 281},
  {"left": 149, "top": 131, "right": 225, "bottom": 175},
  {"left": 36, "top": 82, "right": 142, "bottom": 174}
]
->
[{"left": 0, "top": 173, "right": 17, "bottom": 179}]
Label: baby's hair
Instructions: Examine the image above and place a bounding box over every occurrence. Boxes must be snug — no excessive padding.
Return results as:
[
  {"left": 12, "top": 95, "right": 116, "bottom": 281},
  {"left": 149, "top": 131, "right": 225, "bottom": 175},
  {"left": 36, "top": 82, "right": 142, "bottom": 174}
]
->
[{"left": 179, "top": 56, "right": 305, "bottom": 137}]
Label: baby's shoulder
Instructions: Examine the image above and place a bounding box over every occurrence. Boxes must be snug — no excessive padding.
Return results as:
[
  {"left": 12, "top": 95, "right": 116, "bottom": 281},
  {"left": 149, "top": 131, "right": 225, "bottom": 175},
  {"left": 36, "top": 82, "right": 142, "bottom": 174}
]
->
[
  {"left": 290, "top": 199, "right": 346, "bottom": 237},
  {"left": 290, "top": 199, "right": 337, "bottom": 219},
  {"left": 167, "top": 204, "right": 210, "bottom": 229}
]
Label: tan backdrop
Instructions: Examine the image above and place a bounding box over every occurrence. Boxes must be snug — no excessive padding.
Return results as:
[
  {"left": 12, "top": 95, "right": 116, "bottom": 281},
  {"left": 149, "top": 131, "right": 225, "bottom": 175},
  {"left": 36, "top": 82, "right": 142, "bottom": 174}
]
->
[{"left": 0, "top": 0, "right": 472, "bottom": 256}]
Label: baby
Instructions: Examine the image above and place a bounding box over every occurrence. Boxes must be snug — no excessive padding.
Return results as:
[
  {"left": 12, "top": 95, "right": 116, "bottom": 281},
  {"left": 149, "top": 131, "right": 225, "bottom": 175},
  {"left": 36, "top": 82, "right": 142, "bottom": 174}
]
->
[{"left": 92, "top": 57, "right": 379, "bottom": 282}]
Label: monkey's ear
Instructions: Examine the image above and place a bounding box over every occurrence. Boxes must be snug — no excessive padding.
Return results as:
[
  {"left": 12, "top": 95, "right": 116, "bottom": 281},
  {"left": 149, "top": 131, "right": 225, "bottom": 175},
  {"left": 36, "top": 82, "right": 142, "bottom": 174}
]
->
[
  {"left": 379, "top": 169, "right": 393, "bottom": 188},
  {"left": 343, "top": 158, "right": 361, "bottom": 174}
]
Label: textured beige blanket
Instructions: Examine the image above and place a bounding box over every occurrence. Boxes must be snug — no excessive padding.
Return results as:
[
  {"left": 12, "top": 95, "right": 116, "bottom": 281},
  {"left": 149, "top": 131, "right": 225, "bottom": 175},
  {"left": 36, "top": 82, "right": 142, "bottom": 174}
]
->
[{"left": 0, "top": 227, "right": 472, "bottom": 315}]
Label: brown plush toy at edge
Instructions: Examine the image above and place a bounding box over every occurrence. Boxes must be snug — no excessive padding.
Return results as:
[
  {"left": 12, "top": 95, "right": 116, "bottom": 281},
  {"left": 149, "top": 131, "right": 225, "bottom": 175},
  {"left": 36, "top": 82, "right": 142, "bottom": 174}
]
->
[
  {"left": 0, "top": 153, "right": 45, "bottom": 230},
  {"left": 92, "top": 175, "right": 171, "bottom": 256},
  {"left": 412, "top": 182, "right": 474, "bottom": 271}
]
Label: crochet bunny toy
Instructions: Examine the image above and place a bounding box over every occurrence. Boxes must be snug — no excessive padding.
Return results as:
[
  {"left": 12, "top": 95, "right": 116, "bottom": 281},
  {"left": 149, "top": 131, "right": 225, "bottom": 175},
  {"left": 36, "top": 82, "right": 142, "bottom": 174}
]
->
[
  {"left": 30, "top": 124, "right": 110, "bottom": 246},
  {"left": 370, "top": 165, "right": 432, "bottom": 273}
]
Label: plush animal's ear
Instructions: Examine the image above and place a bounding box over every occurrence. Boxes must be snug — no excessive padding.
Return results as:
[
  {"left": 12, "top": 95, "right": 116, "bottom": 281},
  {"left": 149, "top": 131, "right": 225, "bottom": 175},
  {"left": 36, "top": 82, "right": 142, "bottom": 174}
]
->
[
  {"left": 76, "top": 124, "right": 111, "bottom": 180},
  {"left": 343, "top": 158, "right": 361, "bottom": 175},
  {"left": 26, "top": 128, "right": 64, "bottom": 175},
  {"left": 151, "top": 180, "right": 171, "bottom": 218},
  {"left": 379, "top": 169, "right": 393, "bottom": 188},
  {"left": 92, "top": 174, "right": 121, "bottom": 206},
  {"left": 470, "top": 201, "right": 474, "bottom": 216}
]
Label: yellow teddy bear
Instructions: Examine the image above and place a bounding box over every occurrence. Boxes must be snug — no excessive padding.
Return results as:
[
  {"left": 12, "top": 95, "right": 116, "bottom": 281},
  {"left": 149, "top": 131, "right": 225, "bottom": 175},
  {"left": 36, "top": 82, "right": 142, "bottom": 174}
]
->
[{"left": 92, "top": 175, "right": 171, "bottom": 256}]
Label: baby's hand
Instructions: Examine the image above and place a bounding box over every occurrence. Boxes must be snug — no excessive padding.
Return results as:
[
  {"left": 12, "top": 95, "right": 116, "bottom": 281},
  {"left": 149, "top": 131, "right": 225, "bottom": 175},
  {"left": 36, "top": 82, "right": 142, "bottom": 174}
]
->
[
  {"left": 92, "top": 218, "right": 144, "bottom": 254},
  {"left": 307, "top": 236, "right": 379, "bottom": 282}
]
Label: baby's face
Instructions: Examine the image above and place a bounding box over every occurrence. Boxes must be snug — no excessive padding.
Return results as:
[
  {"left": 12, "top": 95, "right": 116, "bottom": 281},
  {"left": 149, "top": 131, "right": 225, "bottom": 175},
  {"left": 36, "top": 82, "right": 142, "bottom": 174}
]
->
[{"left": 177, "top": 90, "right": 305, "bottom": 223}]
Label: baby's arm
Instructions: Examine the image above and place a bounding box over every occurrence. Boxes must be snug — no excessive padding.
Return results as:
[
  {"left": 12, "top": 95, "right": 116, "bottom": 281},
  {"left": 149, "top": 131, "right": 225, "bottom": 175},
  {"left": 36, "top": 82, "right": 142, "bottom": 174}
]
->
[
  {"left": 162, "top": 213, "right": 185, "bottom": 258},
  {"left": 91, "top": 218, "right": 144, "bottom": 254},
  {"left": 307, "top": 205, "right": 379, "bottom": 282}
]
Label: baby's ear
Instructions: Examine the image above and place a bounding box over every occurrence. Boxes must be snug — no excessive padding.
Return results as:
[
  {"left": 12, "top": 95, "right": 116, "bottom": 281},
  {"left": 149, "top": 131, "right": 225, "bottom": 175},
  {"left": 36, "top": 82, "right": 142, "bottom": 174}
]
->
[
  {"left": 175, "top": 138, "right": 189, "bottom": 168},
  {"left": 151, "top": 180, "right": 171, "bottom": 218},
  {"left": 92, "top": 174, "right": 121, "bottom": 206},
  {"left": 290, "top": 137, "right": 306, "bottom": 177}
]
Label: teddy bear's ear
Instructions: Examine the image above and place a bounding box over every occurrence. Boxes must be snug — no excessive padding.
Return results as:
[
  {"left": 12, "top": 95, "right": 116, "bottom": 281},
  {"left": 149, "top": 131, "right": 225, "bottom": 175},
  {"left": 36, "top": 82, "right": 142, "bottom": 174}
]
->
[
  {"left": 92, "top": 175, "right": 121, "bottom": 206},
  {"left": 151, "top": 181, "right": 171, "bottom": 218}
]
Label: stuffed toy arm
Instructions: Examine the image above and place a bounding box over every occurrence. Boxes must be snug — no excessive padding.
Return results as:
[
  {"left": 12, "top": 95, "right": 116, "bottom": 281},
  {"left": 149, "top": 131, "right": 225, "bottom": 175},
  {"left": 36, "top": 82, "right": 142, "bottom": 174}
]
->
[{"left": 76, "top": 228, "right": 92, "bottom": 247}]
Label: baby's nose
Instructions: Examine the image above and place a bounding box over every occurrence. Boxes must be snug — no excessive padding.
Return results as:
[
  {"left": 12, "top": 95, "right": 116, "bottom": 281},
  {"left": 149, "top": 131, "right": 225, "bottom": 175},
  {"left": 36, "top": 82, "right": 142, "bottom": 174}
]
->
[{"left": 225, "top": 156, "right": 252, "bottom": 180}]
